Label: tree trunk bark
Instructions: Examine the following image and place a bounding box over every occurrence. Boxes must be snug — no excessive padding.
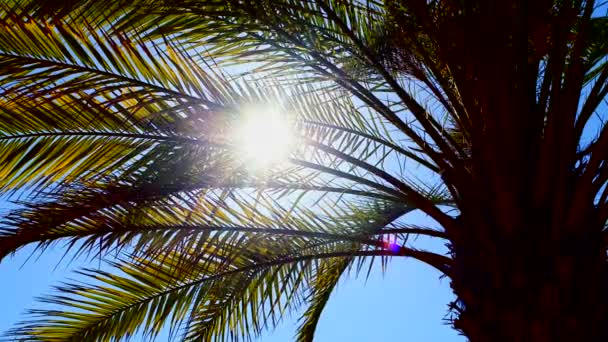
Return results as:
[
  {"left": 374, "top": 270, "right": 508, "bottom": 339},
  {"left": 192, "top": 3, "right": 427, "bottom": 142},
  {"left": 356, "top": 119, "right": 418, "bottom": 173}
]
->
[{"left": 450, "top": 226, "right": 608, "bottom": 342}]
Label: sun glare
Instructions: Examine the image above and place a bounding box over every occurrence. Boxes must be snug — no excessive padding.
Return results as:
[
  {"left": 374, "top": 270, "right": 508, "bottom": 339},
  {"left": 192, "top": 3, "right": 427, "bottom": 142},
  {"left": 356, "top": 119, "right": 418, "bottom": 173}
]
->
[{"left": 235, "top": 104, "right": 295, "bottom": 170}]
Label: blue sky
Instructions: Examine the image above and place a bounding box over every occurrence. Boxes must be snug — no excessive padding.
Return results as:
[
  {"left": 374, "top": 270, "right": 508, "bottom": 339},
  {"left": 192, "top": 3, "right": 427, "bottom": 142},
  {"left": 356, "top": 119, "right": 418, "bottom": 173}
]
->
[{"left": 264, "top": 257, "right": 463, "bottom": 342}]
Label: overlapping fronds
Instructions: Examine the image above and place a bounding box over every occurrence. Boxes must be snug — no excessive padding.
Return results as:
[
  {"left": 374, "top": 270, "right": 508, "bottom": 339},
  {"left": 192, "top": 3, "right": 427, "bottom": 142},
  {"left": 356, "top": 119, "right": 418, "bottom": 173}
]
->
[
  {"left": 5, "top": 196, "right": 449, "bottom": 341},
  {"left": 0, "top": 9, "right": 232, "bottom": 194},
  {"left": 3, "top": 0, "right": 605, "bottom": 341},
  {"left": 0, "top": 2, "right": 458, "bottom": 341}
]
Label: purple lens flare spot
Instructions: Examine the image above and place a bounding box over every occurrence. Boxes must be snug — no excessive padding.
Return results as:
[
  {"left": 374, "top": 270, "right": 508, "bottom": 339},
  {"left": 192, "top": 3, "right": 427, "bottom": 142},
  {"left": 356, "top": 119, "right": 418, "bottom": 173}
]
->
[{"left": 382, "top": 236, "right": 401, "bottom": 253}]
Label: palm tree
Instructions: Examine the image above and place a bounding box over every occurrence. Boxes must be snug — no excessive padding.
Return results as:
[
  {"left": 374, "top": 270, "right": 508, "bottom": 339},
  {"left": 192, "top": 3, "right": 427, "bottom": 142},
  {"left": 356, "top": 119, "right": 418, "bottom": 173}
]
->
[{"left": 0, "top": 0, "right": 606, "bottom": 341}]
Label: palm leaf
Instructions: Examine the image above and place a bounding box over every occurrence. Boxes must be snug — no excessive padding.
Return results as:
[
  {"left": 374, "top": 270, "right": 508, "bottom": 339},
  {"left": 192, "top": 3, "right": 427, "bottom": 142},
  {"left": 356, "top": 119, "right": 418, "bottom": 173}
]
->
[
  {"left": 296, "top": 257, "right": 350, "bottom": 342},
  {"left": 0, "top": 2, "right": 464, "bottom": 341}
]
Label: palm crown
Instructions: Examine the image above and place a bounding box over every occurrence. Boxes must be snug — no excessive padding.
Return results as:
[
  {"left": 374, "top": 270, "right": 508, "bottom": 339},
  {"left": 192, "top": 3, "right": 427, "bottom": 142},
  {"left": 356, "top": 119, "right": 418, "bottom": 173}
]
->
[{"left": 0, "top": 0, "right": 606, "bottom": 341}]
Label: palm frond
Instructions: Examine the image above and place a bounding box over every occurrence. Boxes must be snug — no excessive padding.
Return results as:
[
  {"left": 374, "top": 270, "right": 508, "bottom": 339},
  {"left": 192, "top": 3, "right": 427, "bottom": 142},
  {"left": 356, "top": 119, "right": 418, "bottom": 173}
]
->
[
  {"left": 296, "top": 257, "right": 350, "bottom": 342},
  {"left": 0, "top": 10, "right": 235, "bottom": 193},
  {"left": 6, "top": 238, "right": 430, "bottom": 341},
  {"left": 0, "top": 2, "right": 467, "bottom": 341}
]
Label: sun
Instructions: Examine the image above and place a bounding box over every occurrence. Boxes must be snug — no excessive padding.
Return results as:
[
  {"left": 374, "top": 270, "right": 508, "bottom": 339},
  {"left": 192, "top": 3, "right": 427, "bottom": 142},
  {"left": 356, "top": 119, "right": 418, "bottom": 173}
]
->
[{"left": 235, "top": 104, "right": 295, "bottom": 170}]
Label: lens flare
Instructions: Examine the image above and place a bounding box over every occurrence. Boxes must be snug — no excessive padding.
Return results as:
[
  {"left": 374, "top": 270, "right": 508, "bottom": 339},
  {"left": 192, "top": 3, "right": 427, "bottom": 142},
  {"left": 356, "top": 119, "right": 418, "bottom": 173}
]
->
[{"left": 383, "top": 236, "right": 401, "bottom": 253}]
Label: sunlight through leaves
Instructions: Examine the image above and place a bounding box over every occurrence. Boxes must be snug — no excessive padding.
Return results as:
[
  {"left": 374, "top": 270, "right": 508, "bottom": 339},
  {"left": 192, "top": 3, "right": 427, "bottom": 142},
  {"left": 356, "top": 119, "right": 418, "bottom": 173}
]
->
[{"left": 234, "top": 103, "right": 296, "bottom": 171}]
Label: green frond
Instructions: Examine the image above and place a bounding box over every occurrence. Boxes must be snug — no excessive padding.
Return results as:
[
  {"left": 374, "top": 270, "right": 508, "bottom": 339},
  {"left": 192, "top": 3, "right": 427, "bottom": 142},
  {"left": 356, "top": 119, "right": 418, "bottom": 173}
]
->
[
  {"left": 0, "top": 2, "right": 463, "bottom": 341},
  {"left": 0, "top": 11, "right": 234, "bottom": 192},
  {"left": 0, "top": 173, "right": 419, "bottom": 260},
  {"left": 7, "top": 243, "right": 400, "bottom": 342},
  {"left": 296, "top": 257, "right": 350, "bottom": 342},
  {"left": 582, "top": 16, "right": 607, "bottom": 79},
  {"left": 0, "top": 141, "right": 427, "bottom": 257},
  {"left": 8, "top": 253, "right": 229, "bottom": 341},
  {"left": 181, "top": 258, "right": 311, "bottom": 342}
]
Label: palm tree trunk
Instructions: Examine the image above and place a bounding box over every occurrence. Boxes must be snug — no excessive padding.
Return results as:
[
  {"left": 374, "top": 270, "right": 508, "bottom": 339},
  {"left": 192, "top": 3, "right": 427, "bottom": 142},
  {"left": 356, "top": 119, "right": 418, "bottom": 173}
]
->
[{"left": 450, "top": 226, "right": 608, "bottom": 341}]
